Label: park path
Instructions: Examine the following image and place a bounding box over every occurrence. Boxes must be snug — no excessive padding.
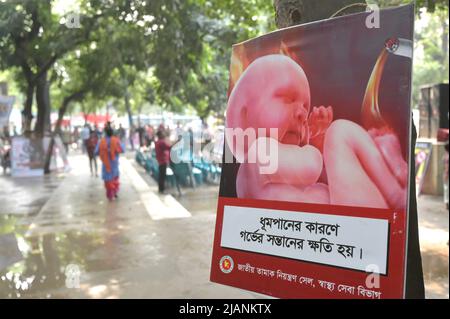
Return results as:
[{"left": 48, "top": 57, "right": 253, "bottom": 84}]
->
[
  {"left": 1, "top": 154, "right": 261, "bottom": 299},
  {"left": 0, "top": 153, "right": 447, "bottom": 298}
]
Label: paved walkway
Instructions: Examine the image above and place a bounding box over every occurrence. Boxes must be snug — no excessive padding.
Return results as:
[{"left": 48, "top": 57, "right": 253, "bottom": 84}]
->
[
  {"left": 0, "top": 153, "right": 448, "bottom": 299},
  {"left": 0, "top": 154, "right": 260, "bottom": 298},
  {"left": 417, "top": 194, "right": 449, "bottom": 299}
]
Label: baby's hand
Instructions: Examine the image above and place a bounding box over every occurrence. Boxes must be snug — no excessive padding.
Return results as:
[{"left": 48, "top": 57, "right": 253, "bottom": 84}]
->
[
  {"left": 308, "top": 106, "right": 333, "bottom": 152},
  {"left": 308, "top": 106, "right": 333, "bottom": 139}
]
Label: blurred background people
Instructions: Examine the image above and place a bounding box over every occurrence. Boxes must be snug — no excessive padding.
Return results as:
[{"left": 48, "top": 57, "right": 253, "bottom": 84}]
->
[
  {"left": 61, "top": 126, "right": 72, "bottom": 153},
  {"left": 81, "top": 124, "right": 90, "bottom": 154},
  {"left": 86, "top": 128, "right": 99, "bottom": 177},
  {"left": 155, "top": 130, "right": 171, "bottom": 194}
]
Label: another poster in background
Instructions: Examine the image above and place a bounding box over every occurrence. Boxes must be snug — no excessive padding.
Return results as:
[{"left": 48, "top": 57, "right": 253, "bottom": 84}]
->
[
  {"left": 11, "top": 135, "right": 71, "bottom": 177},
  {"left": 0, "top": 95, "right": 15, "bottom": 128},
  {"left": 415, "top": 141, "right": 433, "bottom": 195},
  {"left": 210, "top": 5, "right": 415, "bottom": 299},
  {"left": 11, "top": 137, "right": 45, "bottom": 177}
]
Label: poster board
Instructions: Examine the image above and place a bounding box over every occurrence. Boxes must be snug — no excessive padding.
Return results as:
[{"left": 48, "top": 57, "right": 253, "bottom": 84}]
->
[
  {"left": 414, "top": 141, "right": 433, "bottom": 195},
  {"left": 11, "top": 137, "right": 45, "bottom": 177},
  {"left": 211, "top": 5, "right": 414, "bottom": 299},
  {"left": 11, "top": 136, "right": 70, "bottom": 177}
]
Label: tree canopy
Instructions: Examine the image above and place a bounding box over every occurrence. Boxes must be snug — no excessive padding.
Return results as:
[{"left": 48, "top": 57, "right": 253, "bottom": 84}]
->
[{"left": 0, "top": 0, "right": 448, "bottom": 131}]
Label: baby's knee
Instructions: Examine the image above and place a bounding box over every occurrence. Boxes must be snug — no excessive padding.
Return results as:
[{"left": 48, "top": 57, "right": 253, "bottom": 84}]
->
[
  {"left": 325, "top": 119, "right": 363, "bottom": 145},
  {"left": 325, "top": 120, "right": 349, "bottom": 145}
]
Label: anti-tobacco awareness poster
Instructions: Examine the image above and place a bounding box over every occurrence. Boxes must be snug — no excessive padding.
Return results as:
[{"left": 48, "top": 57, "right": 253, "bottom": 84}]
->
[{"left": 210, "top": 4, "right": 414, "bottom": 299}]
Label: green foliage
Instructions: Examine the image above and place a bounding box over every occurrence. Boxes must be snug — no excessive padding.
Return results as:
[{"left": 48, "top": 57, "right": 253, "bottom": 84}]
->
[
  {"left": 0, "top": 0, "right": 100, "bottom": 78},
  {"left": 371, "top": 0, "right": 449, "bottom": 12},
  {"left": 413, "top": 0, "right": 449, "bottom": 12},
  {"left": 1, "top": 0, "right": 448, "bottom": 121},
  {"left": 158, "top": 0, "right": 274, "bottom": 117},
  {"left": 412, "top": 6, "right": 449, "bottom": 105}
]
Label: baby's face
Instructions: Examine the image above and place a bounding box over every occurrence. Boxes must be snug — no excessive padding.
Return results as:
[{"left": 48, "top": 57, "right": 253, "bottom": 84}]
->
[{"left": 228, "top": 55, "right": 311, "bottom": 146}]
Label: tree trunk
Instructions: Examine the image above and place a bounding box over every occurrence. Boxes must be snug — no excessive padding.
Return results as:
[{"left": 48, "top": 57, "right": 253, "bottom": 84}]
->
[
  {"left": 441, "top": 15, "right": 449, "bottom": 70},
  {"left": 273, "top": 0, "right": 424, "bottom": 299},
  {"left": 22, "top": 82, "right": 34, "bottom": 133},
  {"left": 44, "top": 91, "right": 85, "bottom": 173},
  {"left": 125, "top": 90, "right": 133, "bottom": 128},
  {"left": 80, "top": 104, "right": 88, "bottom": 124},
  {"left": 43, "top": 105, "right": 65, "bottom": 174},
  {"left": 274, "top": 0, "right": 366, "bottom": 28},
  {"left": 35, "top": 71, "right": 51, "bottom": 136},
  {"left": 125, "top": 88, "right": 135, "bottom": 150}
]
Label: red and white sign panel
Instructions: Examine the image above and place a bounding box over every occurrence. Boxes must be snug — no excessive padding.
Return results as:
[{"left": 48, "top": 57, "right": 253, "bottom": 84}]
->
[{"left": 211, "top": 4, "right": 414, "bottom": 299}]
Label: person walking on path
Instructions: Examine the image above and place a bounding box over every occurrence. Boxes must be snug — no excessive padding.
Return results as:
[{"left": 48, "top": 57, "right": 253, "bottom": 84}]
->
[
  {"left": 61, "top": 126, "right": 72, "bottom": 154},
  {"left": 95, "top": 123, "right": 124, "bottom": 200},
  {"left": 145, "top": 124, "right": 155, "bottom": 148},
  {"left": 137, "top": 125, "right": 145, "bottom": 148},
  {"left": 155, "top": 130, "right": 171, "bottom": 194},
  {"left": 94, "top": 124, "right": 102, "bottom": 139},
  {"left": 117, "top": 124, "right": 126, "bottom": 149},
  {"left": 73, "top": 126, "right": 80, "bottom": 150},
  {"left": 86, "top": 129, "right": 99, "bottom": 177},
  {"left": 81, "top": 124, "right": 90, "bottom": 154}
]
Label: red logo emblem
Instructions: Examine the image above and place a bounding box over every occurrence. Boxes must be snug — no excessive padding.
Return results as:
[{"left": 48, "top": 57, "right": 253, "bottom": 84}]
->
[
  {"left": 219, "top": 256, "right": 234, "bottom": 274},
  {"left": 385, "top": 37, "right": 400, "bottom": 53}
]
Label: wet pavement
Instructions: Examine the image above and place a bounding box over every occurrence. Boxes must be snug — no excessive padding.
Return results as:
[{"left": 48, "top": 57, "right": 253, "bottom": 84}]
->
[
  {"left": 0, "top": 154, "right": 260, "bottom": 299},
  {"left": 130, "top": 157, "right": 220, "bottom": 217},
  {"left": 0, "top": 152, "right": 448, "bottom": 299},
  {"left": 0, "top": 173, "right": 62, "bottom": 217},
  {"left": 417, "top": 195, "right": 449, "bottom": 299}
]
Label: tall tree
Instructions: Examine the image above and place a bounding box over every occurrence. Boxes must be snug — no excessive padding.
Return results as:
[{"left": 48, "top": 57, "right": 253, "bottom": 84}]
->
[
  {"left": 0, "top": 0, "right": 100, "bottom": 134},
  {"left": 413, "top": 6, "right": 449, "bottom": 105}
]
